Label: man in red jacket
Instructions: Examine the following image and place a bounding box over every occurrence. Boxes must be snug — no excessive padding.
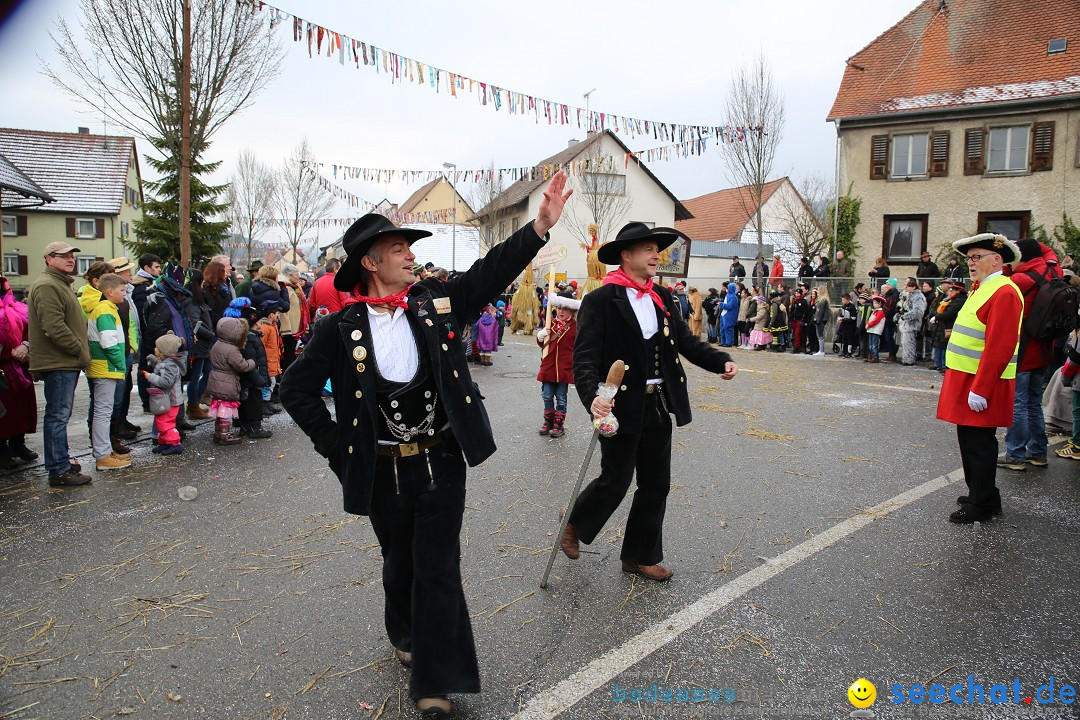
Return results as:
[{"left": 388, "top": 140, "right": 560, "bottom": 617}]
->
[
  {"left": 937, "top": 233, "right": 1023, "bottom": 523},
  {"left": 308, "top": 257, "right": 348, "bottom": 317},
  {"left": 999, "top": 239, "right": 1062, "bottom": 471}
]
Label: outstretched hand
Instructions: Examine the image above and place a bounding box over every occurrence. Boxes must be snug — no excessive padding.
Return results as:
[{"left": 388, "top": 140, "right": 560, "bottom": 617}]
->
[{"left": 533, "top": 170, "right": 573, "bottom": 238}]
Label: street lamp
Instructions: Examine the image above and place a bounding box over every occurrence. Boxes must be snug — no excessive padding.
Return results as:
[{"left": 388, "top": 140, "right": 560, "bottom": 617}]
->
[{"left": 442, "top": 161, "right": 457, "bottom": 271}]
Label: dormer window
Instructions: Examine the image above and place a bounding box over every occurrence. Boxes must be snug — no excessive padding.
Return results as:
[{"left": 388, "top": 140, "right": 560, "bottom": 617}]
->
[{"left": 1048, "top": 39, "right": 1067, "bottom": 56}]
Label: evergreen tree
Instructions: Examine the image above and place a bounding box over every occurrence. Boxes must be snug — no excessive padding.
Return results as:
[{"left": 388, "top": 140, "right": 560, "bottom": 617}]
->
[{"left": 127, "top": 134, "right": 229, "bottom": 265}]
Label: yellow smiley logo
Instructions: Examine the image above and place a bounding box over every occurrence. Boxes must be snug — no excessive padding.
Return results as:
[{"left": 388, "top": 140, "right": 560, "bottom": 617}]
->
[{"left": 847, "top": 678, "right": 876, "bottom": 708}]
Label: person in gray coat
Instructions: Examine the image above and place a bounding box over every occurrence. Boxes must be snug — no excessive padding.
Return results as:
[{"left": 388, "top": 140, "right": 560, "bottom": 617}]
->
[{"left": 899, "top": 278, "right": 927, "bottom": 366}]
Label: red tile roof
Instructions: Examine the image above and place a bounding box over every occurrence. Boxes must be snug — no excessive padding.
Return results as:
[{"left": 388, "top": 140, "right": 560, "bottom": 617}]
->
[
  {"left": 829, "top": 0, "right": 1080, "bottom": 120},
  {"left": 0, "top": 128, "right": 137, "bottom": 214},
  {"left": 675, "top": 178, "right": 787, "bottom": 241}
]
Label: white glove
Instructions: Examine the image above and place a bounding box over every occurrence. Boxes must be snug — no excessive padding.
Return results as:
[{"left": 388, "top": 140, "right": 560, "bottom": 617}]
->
[
  {"left": 536, "top": 328, "right": 550, "bottom": 343},
  {"left": 967, "top": 392, "right": 987, "bottom": 412}
]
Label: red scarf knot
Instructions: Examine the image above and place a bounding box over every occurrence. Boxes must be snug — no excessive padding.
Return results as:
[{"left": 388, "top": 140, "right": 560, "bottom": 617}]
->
[
  {"left": 344, "top": 284, "right": 412, "bottom": 309},
  {"left": 603, "top": 268, "right": 670, "bottom": 316}
]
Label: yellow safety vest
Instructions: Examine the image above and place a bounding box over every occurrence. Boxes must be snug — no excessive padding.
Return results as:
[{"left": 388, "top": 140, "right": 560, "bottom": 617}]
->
[{"left": 945, "top": 274, "right": 1023, "bottom": 378}]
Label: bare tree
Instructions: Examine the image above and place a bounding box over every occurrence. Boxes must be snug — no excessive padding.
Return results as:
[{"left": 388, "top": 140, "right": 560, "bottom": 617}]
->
[
  {"left": 467, "top": 162, "right": 516, "bottom": 255},
  {"left": 226, "top": 148, "right": 276, "bottom": 267},
  {"left": 46, "top": 0, "right": 283, "bottom": 152},
  {"left": 276, "top": 139, "right": 335, "bottom": 263},
  {"left": 779, "top": 174, "right": 831, "bottom": 261},
  {"left": 45, "top": 0, "right": 283, "bottom": 264},
  {"left": 720, "top": 52, "right": 786, "bottom": 259},
  {"left": 562, "top": 147, "right": 634, "bottom": 250}
]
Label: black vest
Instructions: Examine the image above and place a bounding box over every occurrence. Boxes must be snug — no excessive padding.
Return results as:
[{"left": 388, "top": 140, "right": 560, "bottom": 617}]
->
[
  {"left": 373, "top": 319, "right": 448, "bottom": 443},
  {"left": 646, "top": 333, "right": 663, "bottom": 380}
]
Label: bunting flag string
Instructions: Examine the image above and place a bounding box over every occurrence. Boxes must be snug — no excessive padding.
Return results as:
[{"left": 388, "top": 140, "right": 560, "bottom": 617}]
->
[
  {"left": 245, "top": 1, "right": 760, "bottom": 145},
  {"left": 307, "top": 137, "right": 716, "bottom": 189}
]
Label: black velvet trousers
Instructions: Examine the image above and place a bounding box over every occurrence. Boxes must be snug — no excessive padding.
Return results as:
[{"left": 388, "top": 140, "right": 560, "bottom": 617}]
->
[
  {"left": 567, "top": 390, "right": 673, "bottom": 566},
  {"left": 368, "top": 440, "right": 479, "bottom": 700}
]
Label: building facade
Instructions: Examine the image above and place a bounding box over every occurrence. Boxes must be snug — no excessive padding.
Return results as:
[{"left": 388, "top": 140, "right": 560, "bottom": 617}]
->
[{"left": 828, "top": 0, "right": 1080, "bottom": 277}]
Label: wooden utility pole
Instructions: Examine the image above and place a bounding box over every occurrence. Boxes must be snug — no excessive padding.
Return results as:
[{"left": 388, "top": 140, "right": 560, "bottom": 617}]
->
[{"left": 179, "top": 0, "right": 192, "bottom": 267}]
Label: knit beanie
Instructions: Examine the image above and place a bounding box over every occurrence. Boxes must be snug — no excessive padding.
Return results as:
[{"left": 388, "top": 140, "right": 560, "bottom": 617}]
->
[
  {"left": 155, "top": 330, "right": 183, "bottom": 356},
  {"left": 223, "top": 297, "right": 251, "bottom": 319}
]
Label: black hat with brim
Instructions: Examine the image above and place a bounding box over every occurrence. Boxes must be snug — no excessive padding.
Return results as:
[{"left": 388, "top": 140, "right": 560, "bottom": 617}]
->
[
  {"left": 951, "top": 233, "right": 1020, "bottom": 265},
  {"left": 335, "top": 213, "right": 432, "bottom": 292},
  {"left": 597, "top": 222, "right": 682, "bottom": 265}
]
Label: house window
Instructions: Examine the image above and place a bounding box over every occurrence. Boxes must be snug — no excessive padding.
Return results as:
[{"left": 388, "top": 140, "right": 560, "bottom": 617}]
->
[
  {"left": 584, "top": 172, "right": 626, "bottom": 195},
  {"left": 987, "top": 126, "right": 1028, "bottom": 172},
  {"left": 977, "top": 211, "right": 1029, "bottom": 241},
  {"left": 1, "top": 217, "right": 14, "bottom": 236},
  {"left": 121, "top": 221, "right": 130, "bottom": 239},
  {"left": 882, "top": 214, "right": 928, "bottom": 263},
  {"left": 76, "top": 255, "right": 96, "bottom": 275},
  {"left": 76, "top": 218, "right": 96, "bottom": 238},
  {"left": 512, "top": 217, "right": 519, "bottom": 234},
  {"left": 498, "top": 221, "right": 506, "bottom": 240},
  {"left": 891, "top": 133, "right": 928, "bottom": 178},
  {"left": 3, "top": 254, "right": 19, "bottom": 275}
]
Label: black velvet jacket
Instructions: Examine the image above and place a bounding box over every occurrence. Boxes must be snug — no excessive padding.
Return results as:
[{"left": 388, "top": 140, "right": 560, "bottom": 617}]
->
[
  {"left": 280, "top": 222, "right": 547, "bottom": 515},
  {"left": 572, "top": 283, "right": 733, "bottom": 435}
]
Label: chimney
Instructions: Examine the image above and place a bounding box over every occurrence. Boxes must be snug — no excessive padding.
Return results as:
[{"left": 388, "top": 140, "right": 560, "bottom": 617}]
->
[
  {"left": 568, "top": 139, "right": 579, "bottom": 148},
  {"left": 78, "top": 127, "right": 90, "bottom": 134}
]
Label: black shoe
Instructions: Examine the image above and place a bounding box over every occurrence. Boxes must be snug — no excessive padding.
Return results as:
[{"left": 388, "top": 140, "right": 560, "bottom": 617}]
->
[
  {"left": 955, "top": 495, "right": 1003, "bottom": 515},
  {"left": 261, "top": 401, "right": 281, "bottom": 416},
  {"left": 950, "top": 504, "right": 995, "bottom": 524},
  {"left": 247, "top": 425, "right": 273, "bottom": 439},
  {"left": 10, "top": 444, "right": 39, "bottom": 463},
  {"left": 123, "top": 420, "right": 142, "bottom": 434},
  {"left": 176, "top": 420, "right": 198, "bottom": 432},
  {"left": 0, "top": 454, "right": 18, "bottom": 470},
  {"left": 116, "top": 423, "right": 138, "bottom": 440},
  {"left": 49, "top": 468, "right": 93, "bottom": 487}
]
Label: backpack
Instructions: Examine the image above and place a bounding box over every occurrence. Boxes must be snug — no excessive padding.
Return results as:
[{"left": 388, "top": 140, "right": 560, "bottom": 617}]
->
[{"left": 1021, "top": 271, "right": 1080, "bottom": 341}]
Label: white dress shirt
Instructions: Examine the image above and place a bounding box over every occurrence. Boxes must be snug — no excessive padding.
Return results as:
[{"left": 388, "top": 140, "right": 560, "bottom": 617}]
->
[
  {"left": 626, "top": 288, "right": 664, "bottom": 386},
  {"left": 368, "top": 305, "right": 418, "bottom": 383}
]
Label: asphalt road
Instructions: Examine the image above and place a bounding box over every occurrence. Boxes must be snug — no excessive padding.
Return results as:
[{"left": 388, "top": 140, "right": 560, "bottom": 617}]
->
[{"left": 1, "top": 334, "right": 1077, "bottom": 720}]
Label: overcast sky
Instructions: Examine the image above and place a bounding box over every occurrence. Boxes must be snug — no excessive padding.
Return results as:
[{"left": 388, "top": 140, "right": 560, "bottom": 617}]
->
[{"left": 0, "top": 0, "right": 919, "bottom": 246}]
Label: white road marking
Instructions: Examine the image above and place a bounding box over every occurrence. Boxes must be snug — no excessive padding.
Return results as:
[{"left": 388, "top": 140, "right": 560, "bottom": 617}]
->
[
  {"left": 852, "top": 381, "right": 940, "bottom": 395},
  {"left": 514, "top": 467, "right": 965, "bottom": 720}
]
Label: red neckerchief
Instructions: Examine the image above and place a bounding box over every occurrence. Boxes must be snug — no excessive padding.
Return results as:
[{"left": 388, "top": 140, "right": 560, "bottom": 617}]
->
[
  {"left": 603, "top": 268, "right": 670, "bottom": 316},
  {"left": 344, "top": 284, "right": 412, "bottom": 309}
]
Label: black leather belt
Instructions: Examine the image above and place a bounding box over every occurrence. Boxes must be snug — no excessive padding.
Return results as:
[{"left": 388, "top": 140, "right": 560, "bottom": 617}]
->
[{"left": 376, "top": 430, "right": 452, "bottom": 458}]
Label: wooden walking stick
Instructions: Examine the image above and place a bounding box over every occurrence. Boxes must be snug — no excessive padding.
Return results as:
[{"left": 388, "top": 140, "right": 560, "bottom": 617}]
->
[{"left": 540, "top": 359, "right": 625, "bottom": 589}]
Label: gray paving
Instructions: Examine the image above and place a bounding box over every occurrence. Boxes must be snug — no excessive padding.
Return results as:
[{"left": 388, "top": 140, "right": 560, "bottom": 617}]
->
[{"left": 1, "top": 338, "right": 1077, "bottom": 720}]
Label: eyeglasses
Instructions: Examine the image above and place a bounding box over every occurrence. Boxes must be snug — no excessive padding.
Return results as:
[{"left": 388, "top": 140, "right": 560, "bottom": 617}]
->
[{"left": 964, "top": 253, "right": 995, "bottom": 263}]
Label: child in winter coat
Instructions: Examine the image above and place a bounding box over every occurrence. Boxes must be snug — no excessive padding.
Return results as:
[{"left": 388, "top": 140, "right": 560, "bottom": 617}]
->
[
  {"left": 474, "top": 305, "right": 499, "bottom": 366},
  {"left": 209, "top": 306, "right": 257, "bottom": 445},
  {"left": 257, "top": 306, "right": 282, "bottom": 414},
  {"left": 87, "top": 273, "right": 131, "bottom": 470},
  {"left": 535, "top": 294, "right": 579, "bottom": 438},
  {"left": 237, "top": 302, "right": 272, "bottom": 439},
  {"left": 142, "top": 330, "right": 186, "bottom": 455},
  {"left": 749, "top": 293, "right": 771, "bottom": 350},
  {"left": 837, "top": 293, "right": 858, "bottom": 357},
  {"left": 865, "top": 296, "right": 887, "bottom": 362},
  {"left": 718, "top": 282, "right": 739, "bottom": 347}
]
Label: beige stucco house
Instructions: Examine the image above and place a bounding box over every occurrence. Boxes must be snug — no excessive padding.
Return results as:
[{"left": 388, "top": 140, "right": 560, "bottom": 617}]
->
[
  {"left": 828, "top": 0, "right": 1080, "bottom": 277},
  {"left": 0, "top": 128, "right": 144, "bottom": 294},
  {"left": 399, "top": 176, "right": 474, "bottom": 224},
  {"left": 676, "top": 177, "right": 823, "bottom": 288},
  {"left": 472, "top": 131, "right": 691, "bottom": 284}
]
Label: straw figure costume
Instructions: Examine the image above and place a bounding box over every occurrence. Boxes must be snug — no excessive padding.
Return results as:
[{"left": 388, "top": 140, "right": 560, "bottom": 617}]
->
[
  {"left": 562, "top": 223, "right": 738, "bottom": 581},
  {"left": 581, "top": 223, "right": 607, "bottom": 296},
  {"left": 509, "top": 264, "right": 541, "bottom": 335},
  {"left": 937, "top": 233, "right": 1023, "bottom": 524},
  {"left": 280, "top": 172, "right": 572, "bottom": 716}
]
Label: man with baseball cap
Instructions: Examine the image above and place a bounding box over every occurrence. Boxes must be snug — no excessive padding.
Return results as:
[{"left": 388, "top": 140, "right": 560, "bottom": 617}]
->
[
  {"left": 280, "top": 171, "right": 572, "bottom": 715},
  {"left": 562, "top": 223, "right": 738, "bottom": 581},
  {"left": 27, "top": 241, "right": 93, "bottom": 486},
  {"left": 937, "top": 233, "right": 1023, "bottom": 523}
]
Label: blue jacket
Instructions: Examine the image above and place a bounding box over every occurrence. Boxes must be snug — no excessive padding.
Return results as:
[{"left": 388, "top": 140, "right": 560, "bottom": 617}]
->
[{"left": 719, "top": 283, "right": 739, "bottom": 329}]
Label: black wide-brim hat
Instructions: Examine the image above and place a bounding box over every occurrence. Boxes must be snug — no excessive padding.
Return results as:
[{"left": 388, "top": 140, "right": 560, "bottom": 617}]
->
[
  {"left": 951, "top": 233, "right": 1020, "bottom": 265},
  {"left": 597, "top": 222, "right": 682, "bottom": 265},
  {"left": 335, "top": 213, "right": 432, "bottom": 292}
]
